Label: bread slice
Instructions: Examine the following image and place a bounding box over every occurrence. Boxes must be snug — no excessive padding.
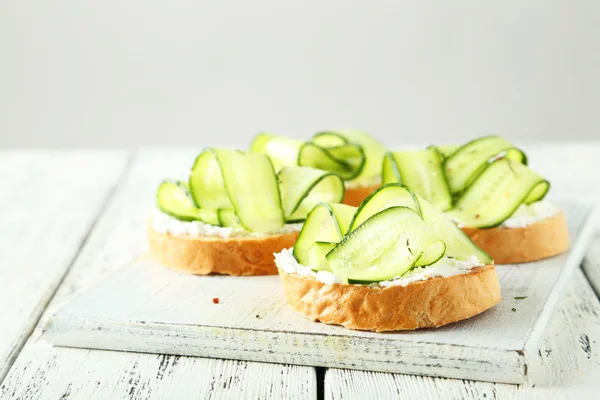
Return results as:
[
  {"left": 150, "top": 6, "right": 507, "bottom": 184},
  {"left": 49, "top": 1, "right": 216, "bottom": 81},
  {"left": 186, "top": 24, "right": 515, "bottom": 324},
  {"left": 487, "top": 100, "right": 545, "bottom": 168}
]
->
[
  {"left": 343, "top": 184, "right": 380, "bottom": 207},
  {"left": 461, "top": 211, "right": 569, "bottom": 264},
  {"left": 148, "top": 226, "right": 299, "bottom": 275},
  {"left": 278, "top": 265, "right": 501, "bottom": 332}
]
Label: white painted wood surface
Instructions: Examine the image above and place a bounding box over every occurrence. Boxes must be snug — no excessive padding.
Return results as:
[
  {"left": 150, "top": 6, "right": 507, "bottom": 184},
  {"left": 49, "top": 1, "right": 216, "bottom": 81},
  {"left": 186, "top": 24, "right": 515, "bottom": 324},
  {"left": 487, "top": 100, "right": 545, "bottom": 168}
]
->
[
  {"left": 0, "top": 150, "right": 128, "bottom": 381},
  {"left": 324, "top": 267, "right": 600, "bottom": 400},
  {"left": 45, "top": 201, "right": 599, "bottom": 384},
  {"left": 1, "top": 144, "right": 600, "bottom": 398},
  {"left": 0, "top": 150, "right": 316, "bottom": 400},
  {"left": 582, "top": 233, "right": 600, "bottom": 297}
]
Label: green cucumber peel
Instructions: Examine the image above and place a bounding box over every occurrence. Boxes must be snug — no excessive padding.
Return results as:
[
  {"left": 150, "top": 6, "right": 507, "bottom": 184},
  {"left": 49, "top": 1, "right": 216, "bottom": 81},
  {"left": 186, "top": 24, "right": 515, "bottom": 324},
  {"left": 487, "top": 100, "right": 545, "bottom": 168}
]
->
[
  {"left": 382, "top": 149, "right": 453, "bottom": 211},
  {"left": 293, "top": 202, "right": 356, "bottom": 267},
  {"left": 326, "top": 206, "right": 446, "bottom": 282},
  {"left": 444, "top": 135, "right": 527, "bottom": 195},
  {"left": 278, "top": 166, "right": 345, "bottom": 222},
  {"left": 348, "top": 183, "right": 422, "bottom": 232},
  {"left": 446, "top": 159, "right": 549, "bottom": 228},
  {"left": 251, "top": 130, "right": 384, "bottom": 183},
  {"left": 156, "top": 181, "right": 220, "bottom": 225}
]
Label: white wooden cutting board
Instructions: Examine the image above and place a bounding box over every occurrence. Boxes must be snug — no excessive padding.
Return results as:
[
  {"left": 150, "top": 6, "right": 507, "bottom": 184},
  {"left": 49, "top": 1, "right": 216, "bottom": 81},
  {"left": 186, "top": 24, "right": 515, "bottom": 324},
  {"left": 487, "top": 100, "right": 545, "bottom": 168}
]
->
[{"left": 44, "top": 201, "right": 599, "bottom": 385}]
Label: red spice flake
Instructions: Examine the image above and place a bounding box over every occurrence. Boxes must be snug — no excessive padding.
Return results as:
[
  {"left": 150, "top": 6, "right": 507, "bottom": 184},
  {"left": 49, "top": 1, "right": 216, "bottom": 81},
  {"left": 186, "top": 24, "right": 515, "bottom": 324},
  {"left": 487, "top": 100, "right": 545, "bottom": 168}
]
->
[{"left": 212, "top": 297, "right": 220, "bottom": 304}]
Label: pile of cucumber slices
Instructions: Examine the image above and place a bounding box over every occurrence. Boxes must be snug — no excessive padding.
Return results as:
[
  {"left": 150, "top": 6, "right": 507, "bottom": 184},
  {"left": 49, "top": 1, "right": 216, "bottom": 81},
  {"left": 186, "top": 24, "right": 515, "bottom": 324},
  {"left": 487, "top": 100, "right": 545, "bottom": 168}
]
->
[
  {"left": 157, "top": 148, "right": 345, "bottom": 232},
  {"left": 383, "top": 136, "right": 550, "bottom": 228},
  {"left": 251, "top": 130, "right": 385, "bottom": 184},
  {"left": 293, "top": 184, "right": 492, "bottom": 283}
]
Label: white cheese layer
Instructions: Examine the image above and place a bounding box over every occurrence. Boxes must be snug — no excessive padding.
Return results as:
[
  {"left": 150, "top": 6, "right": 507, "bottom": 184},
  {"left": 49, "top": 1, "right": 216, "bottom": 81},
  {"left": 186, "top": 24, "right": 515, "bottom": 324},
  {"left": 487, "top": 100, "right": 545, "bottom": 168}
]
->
[
  {"left": 274, "top": 248, "right": 483, "bottom": 287},
  {"left": 447, "top": 200, "right": 559, "bottom": 229},
  {"left": 500, "top": 201, "right": 559, "bottom": 228},
  {"left": 152, "top": 209, "right": 303, "bottom": 238}
]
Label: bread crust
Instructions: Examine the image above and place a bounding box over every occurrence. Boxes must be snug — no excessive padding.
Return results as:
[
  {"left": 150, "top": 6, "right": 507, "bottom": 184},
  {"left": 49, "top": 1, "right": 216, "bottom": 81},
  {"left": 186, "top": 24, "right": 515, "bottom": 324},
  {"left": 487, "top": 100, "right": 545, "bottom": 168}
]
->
[
  {"left": 343, "top": 184, "right": 380, "bottom": 207},
  {"left": 278, "top": 265, "right": 501, "bottom": 332},
  {"left": 461, "top": 211, "right": 570, "bottom": 264},
  {"left": 148, "top": 226, "right": 299, "bottom": 275}
]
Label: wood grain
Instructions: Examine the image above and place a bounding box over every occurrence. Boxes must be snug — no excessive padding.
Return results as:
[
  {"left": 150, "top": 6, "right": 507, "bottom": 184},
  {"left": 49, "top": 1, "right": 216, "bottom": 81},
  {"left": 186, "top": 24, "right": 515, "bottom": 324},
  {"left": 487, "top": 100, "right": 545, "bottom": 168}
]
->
[
  {"left": 45, "top": 201, "right": 598, "bottom": 384},
  {"left": 324, "top": 268, "right": 600, "bottom": 399},
  {"left": 0, "top": 150, "right": 128, "bottom": 381},
  {"left": 582, "top": 234, "right": 600, "bottom": 298},
  {"left": 0, "top": 150, "right": 316, "bottom": 400}
]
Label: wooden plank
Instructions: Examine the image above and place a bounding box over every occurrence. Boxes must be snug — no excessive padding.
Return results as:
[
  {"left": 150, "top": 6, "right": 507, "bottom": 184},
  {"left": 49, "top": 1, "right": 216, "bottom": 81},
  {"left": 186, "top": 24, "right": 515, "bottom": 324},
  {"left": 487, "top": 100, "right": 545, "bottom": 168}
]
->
[
  {"left": 0, "top": 345, "right": 315, "bottom": 400},
  {"left": 0, "top": 150, "right": 128, "bottom": 381},
  {"left": 582, "top": 234, "right": 600, "bottom": 298},
  {"left": 0, "top": 150, "right": 316, "bottom": 399},
  {"left": 324, "top": 268, "right": 600, "bottom": 400},
  {"left": 45, "top": 200, "right": 599, "bottom": 384}
]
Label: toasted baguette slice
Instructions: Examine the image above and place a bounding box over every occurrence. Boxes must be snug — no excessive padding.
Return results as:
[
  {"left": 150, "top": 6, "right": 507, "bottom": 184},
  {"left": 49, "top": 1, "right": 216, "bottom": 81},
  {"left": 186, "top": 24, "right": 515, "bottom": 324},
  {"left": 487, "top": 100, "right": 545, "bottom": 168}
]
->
[
  {"left": 148, "top": 226, "right": 299, "bottom": 275},
  {"left": 461, "top": 211, "right": 569, "bottom": 265},
  {"left": 278, "top": 265, "right": 501, "bottom": 332},
  {"left": 343, "top": 184, "right": 380, "bottom": 207}
]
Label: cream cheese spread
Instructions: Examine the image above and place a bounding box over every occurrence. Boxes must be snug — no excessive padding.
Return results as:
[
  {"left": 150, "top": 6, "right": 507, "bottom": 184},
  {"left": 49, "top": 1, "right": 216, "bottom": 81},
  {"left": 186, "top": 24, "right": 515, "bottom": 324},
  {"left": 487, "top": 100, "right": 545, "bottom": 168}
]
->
[
  {"left": 152, "top": 209, "right": 303, "bottom": 238},
  {"left": 274, "top": 248, "right": 483, "bottom": 287},
  {"left": 500, "top": 201, "right": 559, "bottom": 228}
]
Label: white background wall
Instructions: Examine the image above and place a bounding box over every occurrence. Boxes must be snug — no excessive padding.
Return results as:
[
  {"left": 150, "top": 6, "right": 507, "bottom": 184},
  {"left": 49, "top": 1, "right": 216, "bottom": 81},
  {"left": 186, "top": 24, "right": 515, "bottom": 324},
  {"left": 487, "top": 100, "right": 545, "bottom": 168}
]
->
[{"left": 1, "top": 1, "right": 598, "bottom": 148}]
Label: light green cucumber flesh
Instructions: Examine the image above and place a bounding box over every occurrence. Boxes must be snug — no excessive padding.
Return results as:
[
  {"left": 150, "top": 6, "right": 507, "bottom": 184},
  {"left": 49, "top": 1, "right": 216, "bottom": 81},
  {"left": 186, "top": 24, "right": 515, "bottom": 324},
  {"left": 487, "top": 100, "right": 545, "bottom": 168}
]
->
[
  {"left": 348, "top": 183, "right": 421, "bottom": 232},
  {"left": 217, "top": 209, "right": 242, "bottom": 228},
  {"left": 278, "top": 166, "right": 345, "bottom": 222},
  {"left": 327, "top": 206, "right": 446, "bottom": 282},
  {"left": 446, "top": 159, "right": 549, "bottom": 229},
  {"left": 444, "top": 136, "right": 526, "bottom": 194},
  {"left": 381, "top": 152, "right": 400, "bottom": 185},
  {"left": 415, "top": 193, "right": 492, "bottom": 264},
  {"left": 293, "top": 203, "right": 344, "bottom": 266},
  {"left": 189, "top": 149, "right": 233, "bottom": 210},
  {"left": 329, "top": 203, "right": 357, "bottom": 236},
  {"left": 262, "top": 136, "right": 304, "bottom": 171},
  {"left": 249, "top": 132, "right": 275, "bottom": 153},
  {"left": 389, "top": 149, "right": 453, "bottom": 211},
  {"left": 156, "top": 181, "right": 219, "bottom": 225},
  {"left": 216, "top": 150, "right": 285, "bottom": 232},
  {"left": 298, "top": 143, "right": 365, "bottom": 180},
  {"left": 308, "top": 241, "right": 337, "bottom": 272},
  {"left": 318, "top": 130, "right": 386, "bottom": 183},
  {"left": 429, "top": 144, "right": 460, "bottom": 159}
]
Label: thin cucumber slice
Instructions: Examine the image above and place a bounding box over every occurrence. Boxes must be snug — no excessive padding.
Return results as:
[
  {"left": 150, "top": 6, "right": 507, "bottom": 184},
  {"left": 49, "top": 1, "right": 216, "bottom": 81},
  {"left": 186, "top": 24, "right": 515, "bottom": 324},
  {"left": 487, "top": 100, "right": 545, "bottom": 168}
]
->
[
  {"left": 262, "top": 136, "right": 305, "bottom": 171},
  {"left": 444, "top": 136, "right": 527, "bottom": 194},
  {"left": 415, "top": 194, "right": 492, "bottom": 264},
  {"left": 156, "top": 181, "right": 220, "bottom": 225},
  {"left": 216, "top": 150, "right": 285, "bottom": 232},
  {"left": 317, "top": 130, "right": 386, "bottom": 183},
  {"left": 446, "top": 159, "right": 549, "bottom": 228},
  {"left": 382, "top": 149, "right": 452, "bottom": 211},
  {"left": 278, "top": 166, "right": 345, "bottom": 222},
  {"left": 330, "top": 203, "right": 357, "bottom": 236},
  {"left": 293, "top": 203, "right": 345, "bottom": 266},
  {"left": 217, "top": 209, "right": 242, "bottom": 228},
  {"left": 429, "top": 144, "right": 460, "bottom": 159},
  {"left": 298, "top": 143, "right": 365, "bottom": 180},
  {"left": 249, "top": 132, "right": 275, "bottom": 153},
  {"left": 381, "top": 151, "right": 400, "bottom": 185},
  {"left": 348, "top": 183, "right": 421, "bottom": 232},
  {"left": 308, "top": 241, "right": 337, "bottom": 272},
  {"left": 327, "top": 206, "right": 446, "bottom": 282},
  {"left": 189, "top": 149, "right": 233, "bottom": 210}
]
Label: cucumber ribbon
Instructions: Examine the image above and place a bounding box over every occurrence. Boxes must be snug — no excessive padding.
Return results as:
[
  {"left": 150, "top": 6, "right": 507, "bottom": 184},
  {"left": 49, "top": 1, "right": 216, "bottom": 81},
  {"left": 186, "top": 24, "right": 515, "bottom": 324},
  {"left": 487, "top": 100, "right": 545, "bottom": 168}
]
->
[
  {"left": 293, "top": 184, "right": 492, "bottom": 282},
  {"left": 156, "top": 148, "right": 345, "bottom": 233},
  {"left": 382, "top": 135, "right": 549, "bottom": 228},
  {"left": 250, "top": 130, "right": 386, "bottom": 183}
]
